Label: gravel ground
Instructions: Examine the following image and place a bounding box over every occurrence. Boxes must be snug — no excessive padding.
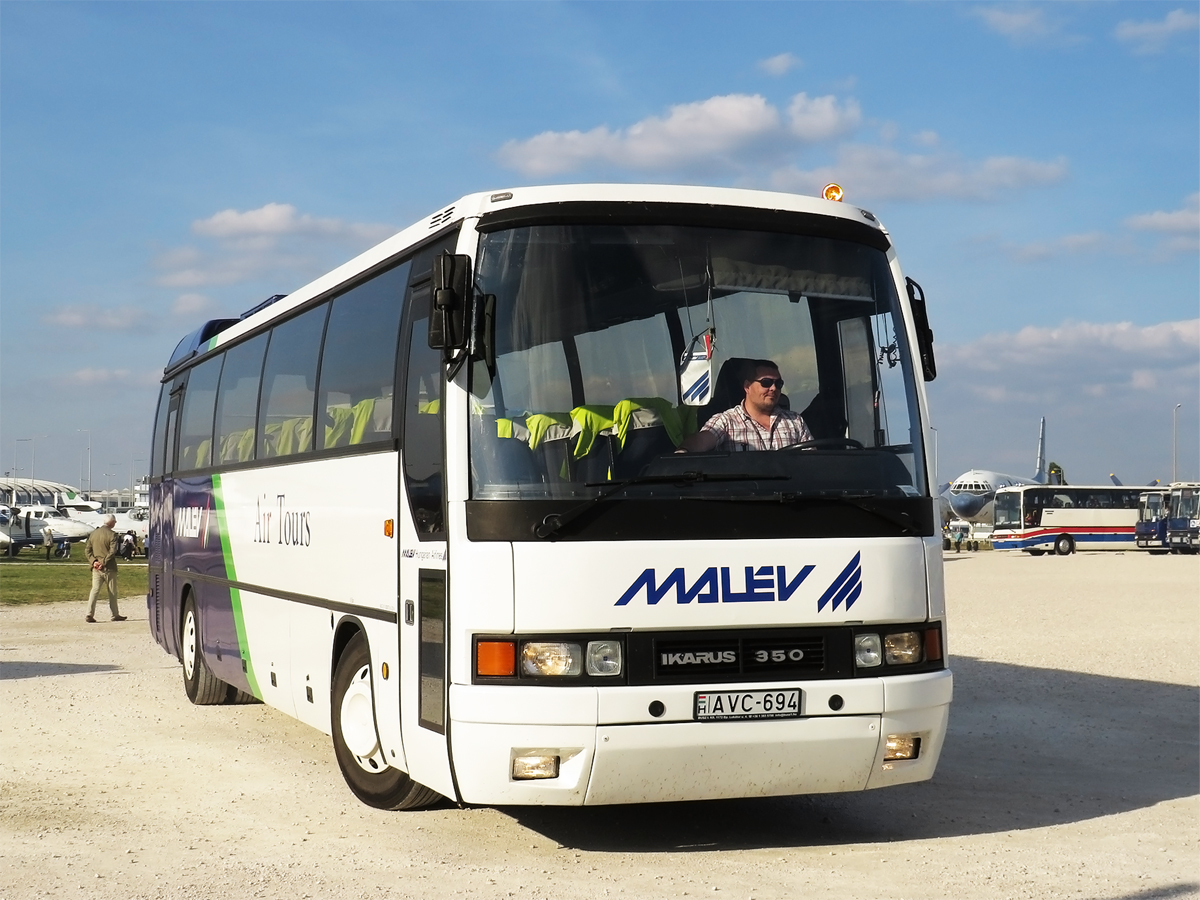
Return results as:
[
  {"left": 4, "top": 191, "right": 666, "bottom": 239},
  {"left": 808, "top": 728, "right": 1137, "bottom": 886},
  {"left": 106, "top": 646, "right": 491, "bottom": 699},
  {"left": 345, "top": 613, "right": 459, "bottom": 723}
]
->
[{"left": 1, "top": 550, "right": 1197, "bottom": 900}]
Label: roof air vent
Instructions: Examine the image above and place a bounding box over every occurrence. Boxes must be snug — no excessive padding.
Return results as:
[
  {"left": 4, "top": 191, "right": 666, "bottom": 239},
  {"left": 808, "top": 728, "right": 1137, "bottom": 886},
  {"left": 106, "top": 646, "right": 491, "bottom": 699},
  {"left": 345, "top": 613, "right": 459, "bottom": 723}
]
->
[{"left": 429, "top": 207, "right": 455, "bottom": 229}]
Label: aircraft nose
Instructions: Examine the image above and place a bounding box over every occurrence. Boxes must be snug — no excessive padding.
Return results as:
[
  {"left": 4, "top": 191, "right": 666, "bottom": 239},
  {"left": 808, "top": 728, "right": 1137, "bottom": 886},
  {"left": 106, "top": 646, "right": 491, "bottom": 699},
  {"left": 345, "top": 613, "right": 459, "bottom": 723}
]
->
[{"left": 949, "top": 493, "right": 987, "bottom": 518}]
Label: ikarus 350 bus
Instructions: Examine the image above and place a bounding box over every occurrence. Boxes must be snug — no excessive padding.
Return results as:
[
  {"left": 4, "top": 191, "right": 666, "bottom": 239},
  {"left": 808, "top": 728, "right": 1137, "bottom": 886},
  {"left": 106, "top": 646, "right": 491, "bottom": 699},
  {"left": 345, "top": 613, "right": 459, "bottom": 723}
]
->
[{"left": 147, "top": 184, "right": 951, "bottom": 810}]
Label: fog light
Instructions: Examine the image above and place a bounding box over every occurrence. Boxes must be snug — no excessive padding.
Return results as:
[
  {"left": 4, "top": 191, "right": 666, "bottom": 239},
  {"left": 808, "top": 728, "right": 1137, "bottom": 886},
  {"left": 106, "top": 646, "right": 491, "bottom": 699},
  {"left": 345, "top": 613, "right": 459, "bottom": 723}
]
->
[
  {"left": 884, "top": 733, "right": 921, "bottom": 761},
  {"left": 586, "top": 640, "right": 622, "bottom": 676},
  {"left": 855, "top": 634, "right": 882, "bottom": 668},
  {"left": 512, "top": 754, "right": 560, "bottom": 780},
  {"left": 884, "top": 631, "right": 922, "bottom": 665},
  {"left": 520, "top": 642, "right": 582, "bottom": 677}
]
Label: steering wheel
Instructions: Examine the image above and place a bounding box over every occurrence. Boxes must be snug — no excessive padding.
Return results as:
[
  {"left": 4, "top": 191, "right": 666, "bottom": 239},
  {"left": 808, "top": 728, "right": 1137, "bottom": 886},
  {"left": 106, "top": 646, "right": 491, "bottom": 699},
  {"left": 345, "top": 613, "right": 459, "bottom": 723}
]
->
[{"left": 782, "top": 437, "right": 865, "bottom": 451}]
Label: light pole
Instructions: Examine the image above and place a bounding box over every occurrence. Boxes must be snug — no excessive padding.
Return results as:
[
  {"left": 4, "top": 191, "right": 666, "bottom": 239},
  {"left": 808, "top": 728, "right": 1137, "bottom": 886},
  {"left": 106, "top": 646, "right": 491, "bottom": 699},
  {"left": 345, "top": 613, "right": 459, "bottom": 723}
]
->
[
  {"left": 16, "top": 438, "right": 33, "bottom": 501},
  {"left": 1173, "top": 404, "right": 1182, "bottom": 483},
  {"left": 78, "top": 429, "right": 91, "bottom": 493},
  {"left": 104, "top": 472, "right": 116, "bottom": 509},
  {"left": 130, "top": 457, "right": 145, "bottom": 505}
]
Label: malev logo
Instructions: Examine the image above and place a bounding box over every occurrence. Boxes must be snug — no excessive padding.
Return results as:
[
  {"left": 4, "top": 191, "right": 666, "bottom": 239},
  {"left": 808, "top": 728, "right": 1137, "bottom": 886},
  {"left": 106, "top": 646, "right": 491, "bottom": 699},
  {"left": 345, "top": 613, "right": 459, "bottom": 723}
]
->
[{"left": 616, "top": 552, "right": 862, "bottom": 611}]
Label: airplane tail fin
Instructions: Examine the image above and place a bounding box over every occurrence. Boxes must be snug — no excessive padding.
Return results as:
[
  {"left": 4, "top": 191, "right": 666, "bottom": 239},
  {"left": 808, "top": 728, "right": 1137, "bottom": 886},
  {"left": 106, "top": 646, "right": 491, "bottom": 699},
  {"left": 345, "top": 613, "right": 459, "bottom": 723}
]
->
[{"left": 1032, "top": 417, "right": 1047, "bottom": 483}]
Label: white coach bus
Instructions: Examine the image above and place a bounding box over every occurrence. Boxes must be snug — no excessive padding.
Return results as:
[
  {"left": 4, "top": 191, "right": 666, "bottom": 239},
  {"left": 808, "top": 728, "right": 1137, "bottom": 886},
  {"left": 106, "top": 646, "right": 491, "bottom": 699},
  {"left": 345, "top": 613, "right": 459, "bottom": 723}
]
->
[
  {"left": 991, "top": 484, "right": 1142, "bottom": 555},
  {"left": 147, "top": 184, "right": 951, "bottom": 810}
]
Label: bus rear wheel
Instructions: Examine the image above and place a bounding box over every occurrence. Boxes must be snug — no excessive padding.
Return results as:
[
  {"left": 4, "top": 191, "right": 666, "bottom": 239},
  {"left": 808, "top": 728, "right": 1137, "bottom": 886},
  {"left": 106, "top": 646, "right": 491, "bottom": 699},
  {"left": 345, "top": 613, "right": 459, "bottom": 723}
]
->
[
  {"left": 181, "top": 595, "right": 256, "bottom": 705},
  {"left": 1055, "top": 535, "right": 1074, "bottom": 556},
  {"left": 331, "top": 631, "right": 442, "bottom": 811}
]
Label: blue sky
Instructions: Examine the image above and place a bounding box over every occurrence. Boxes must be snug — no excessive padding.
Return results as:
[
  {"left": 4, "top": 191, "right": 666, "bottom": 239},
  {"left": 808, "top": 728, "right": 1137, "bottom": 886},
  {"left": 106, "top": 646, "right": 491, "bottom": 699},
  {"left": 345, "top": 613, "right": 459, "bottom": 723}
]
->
[{"left": 2, "top": 1, "right": 1197, "bottom": 491}]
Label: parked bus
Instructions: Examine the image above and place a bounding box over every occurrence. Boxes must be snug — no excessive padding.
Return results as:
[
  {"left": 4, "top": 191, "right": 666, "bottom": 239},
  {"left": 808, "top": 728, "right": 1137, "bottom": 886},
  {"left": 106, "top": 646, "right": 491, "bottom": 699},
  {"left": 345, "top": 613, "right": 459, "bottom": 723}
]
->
[
  {"left": 147, "top": 183, "right": 950, "bottom": 810},
  {"left": 1166, "top": 483, "right": 1200, "bottom": 554},
  {"left": 991, "top": 484, "right": 1141, "bottom": 555},
  {"left": 1135, "top": 488, "right": 1170, "bottom": 553}
]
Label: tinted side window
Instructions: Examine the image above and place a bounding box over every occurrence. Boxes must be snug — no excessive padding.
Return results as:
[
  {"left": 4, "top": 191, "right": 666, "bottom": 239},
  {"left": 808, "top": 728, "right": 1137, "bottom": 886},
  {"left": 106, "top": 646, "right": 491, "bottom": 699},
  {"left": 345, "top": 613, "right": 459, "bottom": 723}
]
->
[
  {"left": 403, "top": 300, "right": 445, "bottom": 536},
  {"left": 317, "top": 261, "right": 410, "bottom": 450},
  {"left": 214, "top": 334, "right": 268, "bottom": 464},
  {"left": 150, "top": 385, "right": 171, "bottom": 477},
  {"left": 178, "top": 354, "right": 223, "bottom": 470},
  {"left": 259, "top": 304, "right": 328, "bottom": 459}
]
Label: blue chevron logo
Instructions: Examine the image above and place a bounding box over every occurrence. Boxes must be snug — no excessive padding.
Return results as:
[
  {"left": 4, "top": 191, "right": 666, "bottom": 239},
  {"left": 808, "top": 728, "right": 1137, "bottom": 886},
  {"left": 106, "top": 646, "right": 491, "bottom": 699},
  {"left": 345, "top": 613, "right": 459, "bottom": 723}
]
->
[{"left": 816, "top": 552, "right": 862, "bottom": 612}]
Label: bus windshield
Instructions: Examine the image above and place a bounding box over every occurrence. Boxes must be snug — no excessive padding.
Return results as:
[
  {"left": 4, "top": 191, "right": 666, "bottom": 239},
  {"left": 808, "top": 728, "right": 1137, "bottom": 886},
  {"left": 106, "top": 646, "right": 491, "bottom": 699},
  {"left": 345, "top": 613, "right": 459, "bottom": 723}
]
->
[
  {"left": 1139, "top": 493, "right": 1164, "bottom": 522},
  {"left": 994, "top": 491, "right": 1021, "bottom": 528},
  {"left": 468, "top": 223, "right": 925, "bottom": 509},
  {"left": 1172, "top": 488, "right": 1199, "bottom": 519}
]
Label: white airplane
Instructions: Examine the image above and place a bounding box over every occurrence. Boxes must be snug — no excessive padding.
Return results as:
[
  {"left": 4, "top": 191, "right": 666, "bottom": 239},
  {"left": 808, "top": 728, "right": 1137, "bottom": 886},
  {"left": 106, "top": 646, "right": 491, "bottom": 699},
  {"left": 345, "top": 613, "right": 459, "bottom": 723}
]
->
[
  {"left": 941, "top": 418, "right": 1057, "bottom": 526},
  {"left": 0, "top": 503, "right": 96, "bottom": 551}
]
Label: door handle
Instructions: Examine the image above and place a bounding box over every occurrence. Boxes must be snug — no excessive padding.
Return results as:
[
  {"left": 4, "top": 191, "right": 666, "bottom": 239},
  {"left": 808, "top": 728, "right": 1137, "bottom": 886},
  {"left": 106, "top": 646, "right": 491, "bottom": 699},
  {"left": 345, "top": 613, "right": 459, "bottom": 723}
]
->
[{"left": 404, "top": 599, "right": 415, "bottom": 626}]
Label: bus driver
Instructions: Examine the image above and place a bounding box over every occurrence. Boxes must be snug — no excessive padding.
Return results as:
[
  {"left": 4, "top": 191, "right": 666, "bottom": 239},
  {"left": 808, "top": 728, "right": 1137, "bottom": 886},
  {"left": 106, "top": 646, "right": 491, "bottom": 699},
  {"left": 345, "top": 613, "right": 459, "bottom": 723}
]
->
[{"left": 678, "top": 359, "right": 813, "bottom": 453}]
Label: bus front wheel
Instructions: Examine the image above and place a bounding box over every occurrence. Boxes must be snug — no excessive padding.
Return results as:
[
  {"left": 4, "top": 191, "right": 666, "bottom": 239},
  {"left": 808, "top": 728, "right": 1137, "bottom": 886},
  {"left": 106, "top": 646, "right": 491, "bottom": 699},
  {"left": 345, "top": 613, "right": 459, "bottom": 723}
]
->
[
  {"left": 331, "top": 631, "right": 442, "bottom": 811},
  {"left": 1026, "top": 549, "right": 1045, "bottom": 556},
  {"left": 1055, "top": 535, "right": 1074, "bottom": 556}
]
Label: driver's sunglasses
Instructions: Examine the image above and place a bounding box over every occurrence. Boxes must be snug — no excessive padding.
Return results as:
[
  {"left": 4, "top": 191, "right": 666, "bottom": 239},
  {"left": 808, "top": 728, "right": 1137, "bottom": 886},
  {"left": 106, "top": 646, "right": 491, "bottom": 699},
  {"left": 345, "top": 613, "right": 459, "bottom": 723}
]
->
[{"left": 753, "top": 377, "right": 784, "bottom": 389}]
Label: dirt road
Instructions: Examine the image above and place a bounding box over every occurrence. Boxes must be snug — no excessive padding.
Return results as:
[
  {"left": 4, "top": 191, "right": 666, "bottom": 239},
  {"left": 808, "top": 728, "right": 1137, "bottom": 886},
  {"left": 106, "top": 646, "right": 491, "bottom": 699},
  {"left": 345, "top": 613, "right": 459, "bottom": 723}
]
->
[{"left": 2, "top": 551, "right": 1197, "bottom": 899}]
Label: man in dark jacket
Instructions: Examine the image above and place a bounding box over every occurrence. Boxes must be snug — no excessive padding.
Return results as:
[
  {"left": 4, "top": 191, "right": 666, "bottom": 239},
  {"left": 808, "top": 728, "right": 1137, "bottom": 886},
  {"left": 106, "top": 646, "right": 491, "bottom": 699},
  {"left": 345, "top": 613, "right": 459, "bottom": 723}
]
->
[{"left": 85, "top": 515, "right": 126, "bottom": 623}]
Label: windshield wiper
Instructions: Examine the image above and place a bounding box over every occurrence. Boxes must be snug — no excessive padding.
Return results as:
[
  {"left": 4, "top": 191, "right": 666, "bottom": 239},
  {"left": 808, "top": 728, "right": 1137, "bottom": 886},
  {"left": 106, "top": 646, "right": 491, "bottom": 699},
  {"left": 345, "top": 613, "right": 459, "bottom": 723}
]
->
[
  {"left": 775, "top": 491, "right": 918, "bottom": 535},
  {"left": 533, "top": 471, "right": 785, "bottom": 539}
]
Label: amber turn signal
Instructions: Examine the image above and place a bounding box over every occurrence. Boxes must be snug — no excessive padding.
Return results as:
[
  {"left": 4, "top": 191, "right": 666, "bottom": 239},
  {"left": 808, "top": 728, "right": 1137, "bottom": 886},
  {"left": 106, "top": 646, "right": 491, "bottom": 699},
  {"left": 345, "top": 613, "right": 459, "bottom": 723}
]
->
[{"left": 476, "top": 640, "right": 517, "bottom": 677}]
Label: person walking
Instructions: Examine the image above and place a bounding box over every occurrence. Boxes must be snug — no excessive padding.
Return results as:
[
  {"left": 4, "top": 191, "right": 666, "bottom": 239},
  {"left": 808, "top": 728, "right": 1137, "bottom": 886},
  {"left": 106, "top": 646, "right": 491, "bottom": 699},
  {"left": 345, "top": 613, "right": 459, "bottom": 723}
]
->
[
  {"left": 42, "top": 525, "right": 55, "bottom": 561},
  {"left": 85, "top": 515, "right": 126, "bottom": 622}
]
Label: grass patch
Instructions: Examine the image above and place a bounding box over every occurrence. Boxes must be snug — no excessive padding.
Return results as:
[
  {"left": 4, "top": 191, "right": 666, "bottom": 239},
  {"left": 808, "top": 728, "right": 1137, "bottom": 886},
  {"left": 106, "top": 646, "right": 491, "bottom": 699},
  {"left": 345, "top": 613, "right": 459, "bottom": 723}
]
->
[{"left": 0, "top": 552, "right": 148, "bottom": 605}]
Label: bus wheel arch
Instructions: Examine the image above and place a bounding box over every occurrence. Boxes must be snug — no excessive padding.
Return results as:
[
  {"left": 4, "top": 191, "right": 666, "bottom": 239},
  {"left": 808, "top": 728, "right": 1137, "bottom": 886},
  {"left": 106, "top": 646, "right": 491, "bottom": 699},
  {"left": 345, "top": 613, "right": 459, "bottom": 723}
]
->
[
  {"left": 1055, "top": 534, "right": 1074, "bottom": 556},
  {"left": 330, "top": 630, "right": 442, "bottom": 811}
]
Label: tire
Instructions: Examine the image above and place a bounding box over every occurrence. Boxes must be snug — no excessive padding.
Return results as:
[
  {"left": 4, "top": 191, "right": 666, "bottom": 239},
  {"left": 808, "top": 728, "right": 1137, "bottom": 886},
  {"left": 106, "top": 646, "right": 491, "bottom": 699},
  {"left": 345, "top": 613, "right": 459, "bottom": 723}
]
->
[
  {"left": 1055, "top": 534, "right": 1074, "bottom": 556},
  {"left": 181, "top": 595, "right": 256, "bottom": 705},
  {"left": 1026, "top": 548, "right": 1045, "bottom": 556},
  {"left": 331, "top": 631, "right": 442, "bottom": 810}
]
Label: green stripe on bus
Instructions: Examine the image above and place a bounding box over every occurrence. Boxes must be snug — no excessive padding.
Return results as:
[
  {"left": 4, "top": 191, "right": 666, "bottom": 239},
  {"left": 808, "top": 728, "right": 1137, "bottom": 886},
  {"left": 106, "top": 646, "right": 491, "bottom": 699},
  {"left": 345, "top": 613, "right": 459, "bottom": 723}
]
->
[{"left": 212, "top": 473, "right": 262, "bottom": 699}]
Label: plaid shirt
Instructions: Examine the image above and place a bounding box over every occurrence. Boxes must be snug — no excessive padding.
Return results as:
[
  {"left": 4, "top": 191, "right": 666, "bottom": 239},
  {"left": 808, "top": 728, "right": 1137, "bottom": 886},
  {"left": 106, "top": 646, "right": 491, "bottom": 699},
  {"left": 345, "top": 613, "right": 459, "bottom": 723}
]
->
[{"left": 700, "top": 402, "right": 813, "bottom": 451}]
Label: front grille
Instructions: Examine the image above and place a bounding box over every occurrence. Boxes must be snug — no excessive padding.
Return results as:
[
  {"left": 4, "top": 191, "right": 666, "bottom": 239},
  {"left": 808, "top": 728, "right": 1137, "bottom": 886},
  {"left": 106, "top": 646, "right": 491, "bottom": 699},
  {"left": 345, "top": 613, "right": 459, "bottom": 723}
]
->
[{"left": 628, "top": 628, "right": 850, "bottom": 685}]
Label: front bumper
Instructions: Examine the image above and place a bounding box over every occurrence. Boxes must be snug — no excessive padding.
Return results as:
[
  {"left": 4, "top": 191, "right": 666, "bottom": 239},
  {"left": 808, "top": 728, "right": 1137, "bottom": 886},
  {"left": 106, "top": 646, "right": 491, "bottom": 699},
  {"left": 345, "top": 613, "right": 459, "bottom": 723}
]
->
[{"left": 447, "top": 669, "right": 952, "bottom": 805}]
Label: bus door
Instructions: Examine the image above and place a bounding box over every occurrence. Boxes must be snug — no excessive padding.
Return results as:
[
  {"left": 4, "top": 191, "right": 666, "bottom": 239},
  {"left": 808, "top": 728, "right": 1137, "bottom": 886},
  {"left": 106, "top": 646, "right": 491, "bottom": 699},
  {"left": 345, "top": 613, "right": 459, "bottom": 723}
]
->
[
  {"left": 396, "top": 267, "right": 456, "bottom": 799},
  {"left": 157, "top": 383, "right": 183, "bottom": 651}
]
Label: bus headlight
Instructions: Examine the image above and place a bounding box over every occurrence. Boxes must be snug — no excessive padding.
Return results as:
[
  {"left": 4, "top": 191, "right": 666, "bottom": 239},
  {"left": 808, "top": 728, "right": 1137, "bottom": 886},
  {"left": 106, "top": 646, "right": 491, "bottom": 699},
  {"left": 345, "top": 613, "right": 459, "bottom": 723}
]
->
[
  {"left": 854, "top": 634, "right": 882, "bottom": 668},
  {"left": 585, "top": 640, "right": 622, "bottom": 676},
  {"left": 884, "top": 631, "right": 923, "bottom": 665},
  {"left": 520, "top": 642, "right": 582, "bottom": 677}
]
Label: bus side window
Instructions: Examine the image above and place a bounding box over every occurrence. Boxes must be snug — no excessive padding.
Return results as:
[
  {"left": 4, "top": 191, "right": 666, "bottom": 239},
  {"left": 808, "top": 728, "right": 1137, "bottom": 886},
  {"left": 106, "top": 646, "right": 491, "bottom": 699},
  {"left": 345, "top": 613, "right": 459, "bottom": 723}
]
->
[
  {"left": 215, "top": 334, "right": 268, "bottom": 465},
  {"left": 150, "top": 384, "right": 172, "bottom": 478},
  {"left": 316, "top": 261, "right": 409, "bottom": 451},
  {"left": 259, "top": 304, "right": 327, "bottom": 459},
  {"left": 178, "top": 354, "right": 223, "bottom": 470},
  {"left": 164, "top": 386, "right": 183, "bottom": 476}
]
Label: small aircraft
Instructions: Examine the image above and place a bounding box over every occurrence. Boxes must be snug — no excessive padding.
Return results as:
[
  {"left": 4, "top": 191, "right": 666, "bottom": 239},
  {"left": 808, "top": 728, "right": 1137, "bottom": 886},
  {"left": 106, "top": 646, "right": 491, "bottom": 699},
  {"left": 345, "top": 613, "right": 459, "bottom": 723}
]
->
[
  {"left": 0, "top": 503, "right": 96, "bottom": 552},
  {"left": 941, "top": 418, "right": 1062, "bottom": 526}
]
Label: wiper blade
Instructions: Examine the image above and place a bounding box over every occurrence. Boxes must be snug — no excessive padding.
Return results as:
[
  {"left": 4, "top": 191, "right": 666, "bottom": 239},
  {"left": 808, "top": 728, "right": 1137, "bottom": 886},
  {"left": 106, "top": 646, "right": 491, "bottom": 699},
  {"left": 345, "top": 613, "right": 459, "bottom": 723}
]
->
[
  {"left": 534, "top": 471, "right": 784, "bottom": 539},
  {"left": 771, "top": 491, "right": 918, "bottom": 534}
]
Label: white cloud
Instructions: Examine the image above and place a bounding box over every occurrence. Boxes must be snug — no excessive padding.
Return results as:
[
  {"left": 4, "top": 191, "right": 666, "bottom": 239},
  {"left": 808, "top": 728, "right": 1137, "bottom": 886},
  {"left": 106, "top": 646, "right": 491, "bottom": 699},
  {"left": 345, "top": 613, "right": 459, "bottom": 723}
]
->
[
  {"left": 787, "top": 93, "right": 861, "bottom": 142},
  {"left": 171, "top": 293, "right": 213, "bottom": 316},
  {"left": 153, "top": 203, "right": 396, "bottom": 291},
  {"left": 769, "top": 144, "right": 1069, "bottom": 202},
  {"left": 42, "top": 305, "right": 150, "bottom": 332},
  {"left": 1000, "top": 231, "right": 1113, "bottom": 262},
  {"left": 1126, "top": 193, "right": 1200, "bottom": 256},
  {"left": 1126, "top": 193, "right": 1200, "bottom": 234},
  {"left": 758, "top": 53, "right": 801, "bottom": 76},
  {"left": 928, "top": 319, "right": 1200, "bottom": 482},
  {"left": 973, "top": 6, "right": 1054, "bottom": 41},
  {"left": 1114, "top": 8, "right": 1199, "bottom": 55},
  {"left": 939, "top": 319, "right": 1199, "bottom": 390},
  {"left": 496, "top": 94, "right": 783, "bottom": 176},
  {"left": 59, "top": 368, "right": 161, "bottom": 387},
  {"left": 192, "top": 202, "right": 389, "bottom": 243}
]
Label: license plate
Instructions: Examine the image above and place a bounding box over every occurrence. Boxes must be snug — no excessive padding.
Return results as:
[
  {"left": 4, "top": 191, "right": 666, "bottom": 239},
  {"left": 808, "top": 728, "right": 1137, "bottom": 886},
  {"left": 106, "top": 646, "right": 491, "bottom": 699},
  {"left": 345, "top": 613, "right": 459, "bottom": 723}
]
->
[{"left": 694, "top": 688, "right": 802, "bottom": 721}]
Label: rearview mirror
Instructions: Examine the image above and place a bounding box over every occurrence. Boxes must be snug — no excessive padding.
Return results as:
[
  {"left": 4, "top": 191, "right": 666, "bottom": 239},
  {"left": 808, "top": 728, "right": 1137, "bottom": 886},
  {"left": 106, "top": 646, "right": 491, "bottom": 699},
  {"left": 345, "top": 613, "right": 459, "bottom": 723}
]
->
[
  {"left": 427, "top": 252, "right": 471, "bottom": 354},
  {"left": 906, "top": 277, "right": 937, "bottom": 382}
]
